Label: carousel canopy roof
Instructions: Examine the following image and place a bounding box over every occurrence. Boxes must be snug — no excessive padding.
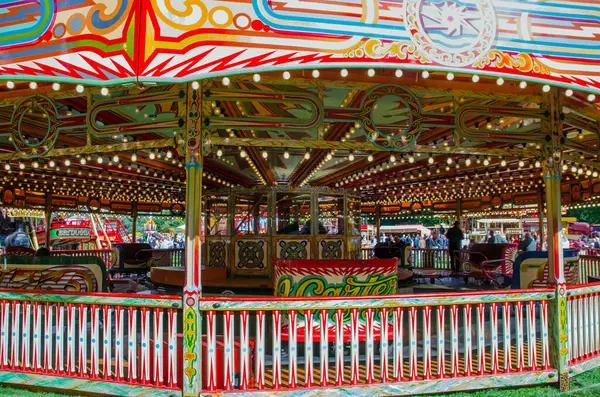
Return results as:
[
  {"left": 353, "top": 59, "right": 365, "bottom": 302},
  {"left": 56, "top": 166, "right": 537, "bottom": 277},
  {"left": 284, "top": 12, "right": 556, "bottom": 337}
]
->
[{"left": 0, "top": 1, "right": 599, "bottom": 215}]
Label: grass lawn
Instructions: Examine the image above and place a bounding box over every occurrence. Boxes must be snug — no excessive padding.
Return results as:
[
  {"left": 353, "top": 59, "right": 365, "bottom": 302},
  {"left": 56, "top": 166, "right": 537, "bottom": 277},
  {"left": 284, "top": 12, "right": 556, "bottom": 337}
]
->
[{"left": 1, "top": 369, "right": 600, "bottom": 396}]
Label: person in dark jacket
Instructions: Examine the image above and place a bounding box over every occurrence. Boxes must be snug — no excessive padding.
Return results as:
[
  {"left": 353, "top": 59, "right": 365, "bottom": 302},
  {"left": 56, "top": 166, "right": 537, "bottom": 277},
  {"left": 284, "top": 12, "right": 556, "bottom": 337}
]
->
[
  {"left": 446, "top": 221, "right": 465, "bottom": 272},
  {"left": 518, "top": 232, "right": 537, "bottom": 252}
]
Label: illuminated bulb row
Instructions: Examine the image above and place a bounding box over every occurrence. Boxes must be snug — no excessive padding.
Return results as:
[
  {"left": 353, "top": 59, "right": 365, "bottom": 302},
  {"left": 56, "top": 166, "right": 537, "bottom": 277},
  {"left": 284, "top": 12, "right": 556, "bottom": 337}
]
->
[{"left": 300, "top": 150, "right": 335, "bottom": 186}]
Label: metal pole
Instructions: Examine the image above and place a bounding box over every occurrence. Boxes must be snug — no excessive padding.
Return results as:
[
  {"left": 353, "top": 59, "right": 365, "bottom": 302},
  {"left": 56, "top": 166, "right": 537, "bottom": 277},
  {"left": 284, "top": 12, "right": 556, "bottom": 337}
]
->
[
  {"left": 543, "top": 88, "right": 569, "bottom": 391},
  {"left": 537, "top": 189, "right": 545, "bottom": 251},
  {"left": 375, "top": 204, "right": 381, "bottom": 243},
  {"left": 131, "top": 202, "right": 138, "bottom": 243},
  {"left": 183, "top": 82, "right": 204, "bottom": 396},
  {"left": 44, "top": 192, "right": 52, "bottom": 248}
]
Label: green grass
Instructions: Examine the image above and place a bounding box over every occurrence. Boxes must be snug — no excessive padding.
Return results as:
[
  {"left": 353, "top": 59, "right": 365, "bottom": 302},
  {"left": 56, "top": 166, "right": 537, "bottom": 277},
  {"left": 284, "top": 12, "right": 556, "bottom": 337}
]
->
[{"left": 1, "top": 369, "right": 600, "bottom": 396}]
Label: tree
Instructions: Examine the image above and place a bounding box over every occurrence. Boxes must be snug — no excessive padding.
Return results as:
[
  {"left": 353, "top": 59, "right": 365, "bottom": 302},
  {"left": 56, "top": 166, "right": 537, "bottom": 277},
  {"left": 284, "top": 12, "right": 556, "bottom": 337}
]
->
[{"left": 567, "top": 207, "right": 600, "bottom": 225}]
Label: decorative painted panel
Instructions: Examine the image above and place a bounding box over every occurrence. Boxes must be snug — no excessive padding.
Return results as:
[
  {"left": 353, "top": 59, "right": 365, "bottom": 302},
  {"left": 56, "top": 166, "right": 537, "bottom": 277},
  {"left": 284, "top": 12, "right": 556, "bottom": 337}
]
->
[
  {"left": 204, "top": 237, "right": 229, "bottom": 268},
  {"left": 0, "top": 256, "right": 107, "bottom": 292},
  {"left": 318, "top": 238, "right": 344, "bottom": 260},
  {"left": 0, "top": 1, "right": 599, "bottom": 93},
  {"left": 232, "top": 237, "right": 269, "bottom": 276},
  {"left": 274, "top": 237, "right": 311, "bottom": 260}
]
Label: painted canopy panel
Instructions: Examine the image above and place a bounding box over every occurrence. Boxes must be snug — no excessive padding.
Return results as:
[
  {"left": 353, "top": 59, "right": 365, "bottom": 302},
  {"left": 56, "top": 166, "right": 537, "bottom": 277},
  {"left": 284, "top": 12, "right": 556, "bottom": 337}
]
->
[{"left": 0, "top": 1, "right": 599, "bottom": 93}]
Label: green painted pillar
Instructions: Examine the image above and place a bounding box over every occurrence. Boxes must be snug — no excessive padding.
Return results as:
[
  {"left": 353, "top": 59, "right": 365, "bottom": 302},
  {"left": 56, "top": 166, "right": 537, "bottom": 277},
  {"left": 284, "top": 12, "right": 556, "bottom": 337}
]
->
[
  {"left": 543, "top": 88, "right": 568, "bottom": 391},
  {"left": 183, "top": 82, "right": 205, "bottom": 396}
]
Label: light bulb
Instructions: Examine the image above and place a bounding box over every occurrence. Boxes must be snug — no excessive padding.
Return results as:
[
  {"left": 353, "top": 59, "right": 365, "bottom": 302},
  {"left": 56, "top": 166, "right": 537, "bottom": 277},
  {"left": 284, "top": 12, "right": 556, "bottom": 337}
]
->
[
  {"left": 52, "top": 83, "right": 61, "bottom": 91},
  {"left": 465, "top": 158, "right": 472, "bottom": 166},
  {"left": 19, "top": 162, "right": 25, "bottom": 169},
  {"left": 565, "top": 89, "right": 574, "bottom": 97},
  {"left": 76, "top": 84, "right": 84, "bottom": 93},
  {"left": 447, "top": 72, "right": 454, "bottom": 81},
  {"left": 501, "top": 160, "right": 507, "bottom": 167},
  {"left": 240, "top": 149, "right": 247, "bottom": 158},
  {"left": 518, "top": 160, "right": 525, "bottom": 167},
  {"left": 422, "top": 71, "right": 430, "bottom": 79},
  {"left": 304, "top": 150, "right": 310, "bottom": 160},
  {"left": 131, "top": 153, "right": 137, "bottom": 162},
  {"left": 535, "top": 160, "right": 541, "bottom": 168},
  {"left": 367, "top": 68, "right": 375, "bottom": 77},
  {"left": 166, "top": 150, "right": 173, "bottom": 159},
  {"left": 48, "top": 160, "right": 55, "bottom": 167},
  {"left": 348, "top": 152, "right": 355, "bottom": 161},
  {"left": 29, "top": 81, "right": 38, "bottom": 89},
  {"left": 112, "top": 155, "right": 119, "bottom": 163},
  {"left": 312, "top": 70, "right": 320, "bottom": 78},
  {"left": 80, "top": 158, "right": 86, "bottom": 165},
  {"left": 390, "top": 154, "right": 396, "bottom": 163},
  {"left": 395, "top": 69, "right": 403, "bottom": 78},
  {"left": 64, "top": 159, "right": 71, "bottom": 167},
  {"left": 542, "top": 85, "right": 551, "bottom": 92},
  {"left": 216, "top": 149, "right": 223, "bottom": 157},
  {"left": 262, "top": 150, "right": 268, "bottom": 159},
  {"left": 588, "top": 94, "right": 596, "bottom": 102},
  {"left": 149, "top": 152, "right": 156, "bottom": 160},
  {"left": 6, "top": 81, "right": 14, "bottom": 89},
  {"left": 101, "top": 87, "right": 109, "bottom": 96},
  {"left": 340, "top": 69, "right": 348, "bottom": 77},
  {"left": 326, "top": 153, "right": 333, "bottom": 161},
  {"left": 519, "top": 81, "right": 527, "bottom": 89},
  {"left": 367, "top": 154, "right": 374, "bottom": 162},
  {"left": 428, "top": 156, "right": 434, "bottom": 164},
  {"left": 472, "top": 75, "right": 480, "bottom": 83},
  {"left": 253, "top": 74, "right": 261, "bottom": 82},
  {"left": 222, "top": 77, "right": 231, "bottom": 86},
  {"left": 191, "top": 81, "right": 200, "bottom": 90},
  {"left": 496, "top": 78, "right": 504, "bottom": 86},
  {"left": 4, "top": 164, "right": 10, "bottom": 171},
  {"left": 97, "top": 156, "right": 103, "bottom": 164},
  {"left": 283, "top": 71, "right": 291, "bottom": 80},
  {"left": 283, "top": 149, "right": 290, "bottom": 159},
  {"left": 483, "top": 159, "right": 490, "bottom": 166}
]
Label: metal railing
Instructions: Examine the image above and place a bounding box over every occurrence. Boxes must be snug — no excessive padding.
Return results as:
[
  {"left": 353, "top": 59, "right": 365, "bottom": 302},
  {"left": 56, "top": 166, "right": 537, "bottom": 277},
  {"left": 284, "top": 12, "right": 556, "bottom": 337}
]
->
[
  {"left": 50, "top": 249, "right": 114, "bottom": 267},
  {"left": 49, "top": 248, "right": 185, "bottom": 268},
  {"left": 410, "top": 248, "right": 452, "bottom": 270},
  {"left": 361, "top": 248, "right": 374, "bottom": 260},
  {"left": 198, "top": 289, "right": 553, "bottom": 393},
  {"left": 0, "top": 290, "right": 182, "bottom": 391}
]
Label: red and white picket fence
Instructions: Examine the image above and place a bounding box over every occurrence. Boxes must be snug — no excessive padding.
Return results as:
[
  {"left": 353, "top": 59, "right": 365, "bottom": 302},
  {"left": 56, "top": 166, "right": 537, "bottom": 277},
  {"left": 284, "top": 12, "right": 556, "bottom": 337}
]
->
[
  {"left": 568, "top": 283, "right": 600, "bottom": 366},
  {"left": 197, "top": 289, "right": 553, "bottom": 393},
  {"left": 0, "top": 290, "right": 182, "bottom": 391}
]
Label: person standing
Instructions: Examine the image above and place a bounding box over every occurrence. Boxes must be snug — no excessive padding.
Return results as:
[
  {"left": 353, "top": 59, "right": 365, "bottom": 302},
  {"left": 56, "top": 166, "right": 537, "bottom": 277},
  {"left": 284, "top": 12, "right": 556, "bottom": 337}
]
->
[
  {"left": 518, "top": 232, "right": 537, "bottom": 252},
  {"left": 446, "top": 221, "right": 464, "bottom": 272}
]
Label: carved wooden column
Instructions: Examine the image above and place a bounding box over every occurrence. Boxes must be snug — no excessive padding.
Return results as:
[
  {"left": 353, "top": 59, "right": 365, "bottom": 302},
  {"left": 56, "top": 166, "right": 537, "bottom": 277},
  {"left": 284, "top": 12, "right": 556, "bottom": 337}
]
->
[
  {"left": 543, "top": 88, "right": 569, "bottom": 391},
  {"left": 182, "top": 81, "right": 207, "bottom": 396}
]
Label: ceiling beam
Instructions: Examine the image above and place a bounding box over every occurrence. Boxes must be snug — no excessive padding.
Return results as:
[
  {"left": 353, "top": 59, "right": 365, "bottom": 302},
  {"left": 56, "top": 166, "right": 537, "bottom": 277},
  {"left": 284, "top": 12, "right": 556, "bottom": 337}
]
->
[
  {"left": 211, "top": 136, "right": 543, "bottom": 159},
  {"left": 222, "top": 72, "right": 542, "bottom": 102},
  {"left": 0, "top": 138, "right": 175, "bottom": 161}
]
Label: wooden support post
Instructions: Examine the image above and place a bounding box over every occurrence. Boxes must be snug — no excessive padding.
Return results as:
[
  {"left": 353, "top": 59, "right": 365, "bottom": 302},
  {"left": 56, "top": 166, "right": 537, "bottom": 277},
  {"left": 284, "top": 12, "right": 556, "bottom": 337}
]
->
[
  {"left": 183, "top": 82, "right": 205, "bottom": 396},
  {"left": 375, "top": 204, "right": 381, "bottom": 243},
  {"left": 537, "top": 189, "right": 545, "bottom": 251},
  {"left": 456, "top": 198, "right": 463, "bottom": 227},
  {"left": 44, "top": 192, "right": 52, "bottom": 248},
  {"left": 131, "top": 202, "right": 138, "bottom": 243},
  {"left": 543, "top": 88, "right": 569, "bottom": 391}
]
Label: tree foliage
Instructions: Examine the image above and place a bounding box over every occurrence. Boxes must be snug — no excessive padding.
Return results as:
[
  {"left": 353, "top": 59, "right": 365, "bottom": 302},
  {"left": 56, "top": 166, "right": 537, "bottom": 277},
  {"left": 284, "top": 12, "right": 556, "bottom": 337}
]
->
[{"left": 567, "top": 207, "right": 600, "bottom": 225}]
